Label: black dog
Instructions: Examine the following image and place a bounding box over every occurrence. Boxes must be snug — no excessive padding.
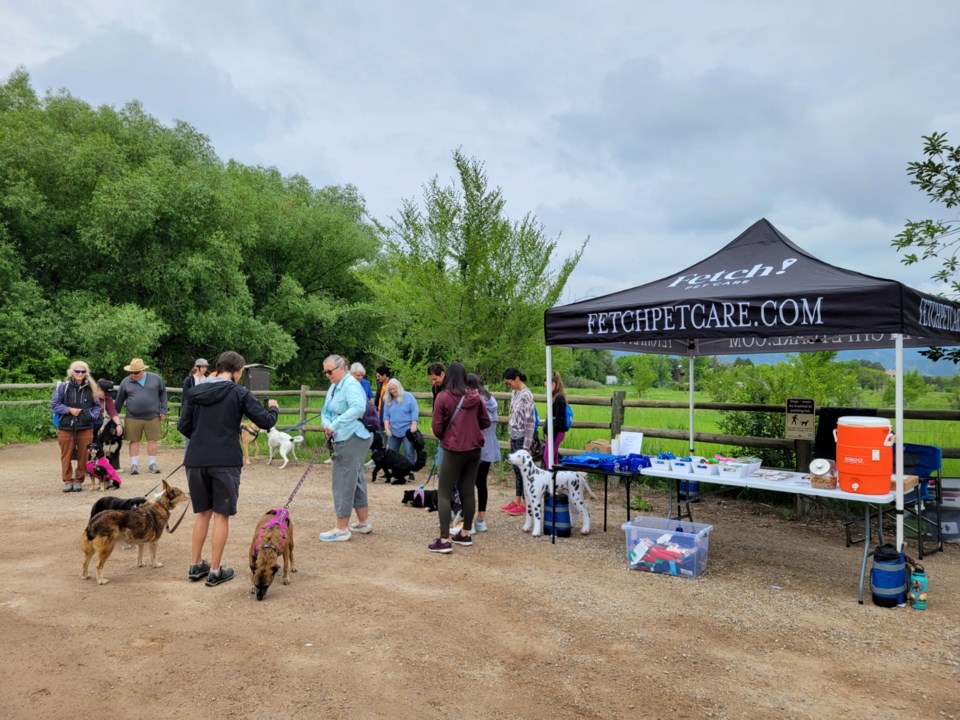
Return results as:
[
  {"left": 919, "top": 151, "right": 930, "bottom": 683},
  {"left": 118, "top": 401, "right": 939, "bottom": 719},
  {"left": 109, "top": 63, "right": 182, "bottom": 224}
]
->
[
  {"left": 86, "top": 495, "right": 148, "bottom": 537},
  {"left": 407, "top": 429, "right": 427, "bottom": 473},
  {"left": 88, "top": 495, "right": 148, "bottom": 520},
  {"left": 370, "top": 433, "right": 415, "bottom": 485},
  {"left": 400, "top": 487, "right": 462, "bottom": 515},
  {"left": 402, "top": 488, "right": 439, "bottom": 510},
  {"left": 97, "top": 418, "right": 123, "bottom": 471}
]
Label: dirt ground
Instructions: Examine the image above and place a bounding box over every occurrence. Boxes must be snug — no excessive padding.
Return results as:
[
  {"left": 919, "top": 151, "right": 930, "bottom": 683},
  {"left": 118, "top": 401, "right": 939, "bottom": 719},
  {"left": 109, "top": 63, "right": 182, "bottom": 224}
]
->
[{"left": 0, "top": 440, "right": 958, "bottom": 720}]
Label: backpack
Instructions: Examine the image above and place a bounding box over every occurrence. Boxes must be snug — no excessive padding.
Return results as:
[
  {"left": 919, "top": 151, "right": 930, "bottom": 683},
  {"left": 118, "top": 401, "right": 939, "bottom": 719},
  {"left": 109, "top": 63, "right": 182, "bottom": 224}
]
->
[
  {"left": 361, "top": 399, "right": 381, "bottom": 432},
  {"left": 565, "top": 403, "right": 574, "bottom": 431},
  {"left": 51, "top": 381, "right": 65, "bottom": 429}
]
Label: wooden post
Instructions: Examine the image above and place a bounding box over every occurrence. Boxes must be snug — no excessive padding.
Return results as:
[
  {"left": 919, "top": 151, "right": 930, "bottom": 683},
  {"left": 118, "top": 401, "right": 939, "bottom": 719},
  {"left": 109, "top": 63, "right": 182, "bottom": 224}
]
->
[
  {"left": 299, "top": 385, "right": 309, "bottom": 427},
  {"left": 794, "top": 439, "right": 813, "bottom": 516},
  {"left": 610, "top": 391, "right": 626, "bottom": 440},
  {"left": 794, "top": 439, "right": 812, "bottom": 472}
]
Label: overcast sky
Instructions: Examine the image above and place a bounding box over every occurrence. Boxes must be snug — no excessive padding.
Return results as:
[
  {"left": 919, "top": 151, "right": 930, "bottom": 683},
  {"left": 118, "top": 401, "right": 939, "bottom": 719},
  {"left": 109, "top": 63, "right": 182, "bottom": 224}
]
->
[{"left": 3, "top": 1, "right": 959, "bottom": 304}]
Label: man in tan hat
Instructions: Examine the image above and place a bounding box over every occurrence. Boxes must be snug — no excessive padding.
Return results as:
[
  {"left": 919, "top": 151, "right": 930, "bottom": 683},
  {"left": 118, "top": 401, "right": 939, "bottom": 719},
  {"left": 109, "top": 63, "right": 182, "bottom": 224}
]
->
[{"left": 115, "top": 358, "right": 168, "bottom": 475}]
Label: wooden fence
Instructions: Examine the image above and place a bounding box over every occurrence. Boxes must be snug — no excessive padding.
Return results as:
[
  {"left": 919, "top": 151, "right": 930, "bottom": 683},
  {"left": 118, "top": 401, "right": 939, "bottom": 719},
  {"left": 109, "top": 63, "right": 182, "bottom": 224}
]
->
[{"left": 6, "top": 383, "right": 960, "bottom": 470}]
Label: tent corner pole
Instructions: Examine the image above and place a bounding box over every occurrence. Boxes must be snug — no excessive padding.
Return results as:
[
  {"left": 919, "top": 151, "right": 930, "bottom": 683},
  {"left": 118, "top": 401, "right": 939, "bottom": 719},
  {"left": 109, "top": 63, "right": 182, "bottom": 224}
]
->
[
  {"left": 545, "top": 346, "right": 554, "bottom": 469},
  {"left": 688, "top": 353, "right": 695, "bottom": 455},
  {"left": 895, "top": 335, "right": 904, "bottom": 552}
]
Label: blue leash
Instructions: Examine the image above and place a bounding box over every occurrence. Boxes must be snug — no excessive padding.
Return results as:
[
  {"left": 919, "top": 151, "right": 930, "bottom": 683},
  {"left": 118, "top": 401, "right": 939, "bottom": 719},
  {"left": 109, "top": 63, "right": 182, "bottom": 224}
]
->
[{"left": 281, "top": 412, "right": 324, "bottom": 434}]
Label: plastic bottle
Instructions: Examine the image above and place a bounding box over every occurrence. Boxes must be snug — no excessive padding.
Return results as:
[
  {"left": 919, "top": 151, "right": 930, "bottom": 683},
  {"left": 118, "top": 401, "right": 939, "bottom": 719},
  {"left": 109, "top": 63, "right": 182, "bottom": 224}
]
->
[{"left": 909, "top": 566, "right": 928, "bottom": 610}]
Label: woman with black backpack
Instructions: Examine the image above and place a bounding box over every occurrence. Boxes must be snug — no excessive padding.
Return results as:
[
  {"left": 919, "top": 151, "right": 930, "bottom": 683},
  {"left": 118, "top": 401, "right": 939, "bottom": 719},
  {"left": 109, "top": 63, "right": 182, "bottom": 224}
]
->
[{"left": 51, "top": 360, "right": 102, "bottom": 492}]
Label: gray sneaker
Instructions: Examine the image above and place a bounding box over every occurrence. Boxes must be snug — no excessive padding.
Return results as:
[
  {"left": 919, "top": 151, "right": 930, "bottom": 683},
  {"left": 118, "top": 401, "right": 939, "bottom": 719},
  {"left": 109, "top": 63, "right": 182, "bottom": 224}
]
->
[
  {"left": 149, "top": 463, "right": 160, "bottom": 474},
  {"left": 72, "top": 482, "right": 84, "bottom": 492},
  {"left": 130, "top": 465, "right": 139, "bottom": 475},
  {"left": 62, "top": 483, "right": 73, "bottom": 493},
  {"left": 205, "top": 567, "right": 235, "bottom": 586},
  {"left": 188, "top": 560, "right": 211, "bottom": 581}
]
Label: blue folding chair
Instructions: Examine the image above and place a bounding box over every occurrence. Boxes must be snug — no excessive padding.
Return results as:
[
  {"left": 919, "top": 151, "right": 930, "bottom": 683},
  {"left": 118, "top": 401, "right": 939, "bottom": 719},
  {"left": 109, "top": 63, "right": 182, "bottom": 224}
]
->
[
  {"left": 845, "top": 443, "right": 943, "bottom": 558},
  {"left": 890, "top": 443, "right": 943, "bottom": 558}
]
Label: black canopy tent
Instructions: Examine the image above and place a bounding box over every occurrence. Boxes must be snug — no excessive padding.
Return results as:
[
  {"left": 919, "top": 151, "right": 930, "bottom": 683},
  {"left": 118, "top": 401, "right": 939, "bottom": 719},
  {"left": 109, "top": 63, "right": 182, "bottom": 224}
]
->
[{"left": 543, "top": 219, "right": 960, "bottom": 549}]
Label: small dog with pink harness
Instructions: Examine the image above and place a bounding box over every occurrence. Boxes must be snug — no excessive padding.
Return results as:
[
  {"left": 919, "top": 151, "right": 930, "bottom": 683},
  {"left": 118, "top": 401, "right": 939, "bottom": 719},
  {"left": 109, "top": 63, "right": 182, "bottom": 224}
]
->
[
  {"left": 249, "top": 507, "right": 296, "bottom": 600},
  {"left": 86, "top": 442, "right": 121, "bottom": 491}
]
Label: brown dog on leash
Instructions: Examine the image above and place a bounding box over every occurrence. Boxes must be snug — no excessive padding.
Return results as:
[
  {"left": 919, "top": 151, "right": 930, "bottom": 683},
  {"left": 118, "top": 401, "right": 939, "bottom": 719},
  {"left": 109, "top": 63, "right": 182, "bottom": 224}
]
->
[
  {"left": 240, "top": 421, "right": 261, "bottom": 465},
  {"left": 81, "top": 480, "right": 188, "bottom": 585},
  {"left": 249, "top": 508, "right": 296, "bottom": 600}
]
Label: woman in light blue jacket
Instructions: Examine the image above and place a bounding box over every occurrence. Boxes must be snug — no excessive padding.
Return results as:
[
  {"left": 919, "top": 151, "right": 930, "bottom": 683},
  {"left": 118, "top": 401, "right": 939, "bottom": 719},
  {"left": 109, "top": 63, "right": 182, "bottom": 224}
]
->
[{"left": 383, "top": 378, "right": 420, "bottom": 463}]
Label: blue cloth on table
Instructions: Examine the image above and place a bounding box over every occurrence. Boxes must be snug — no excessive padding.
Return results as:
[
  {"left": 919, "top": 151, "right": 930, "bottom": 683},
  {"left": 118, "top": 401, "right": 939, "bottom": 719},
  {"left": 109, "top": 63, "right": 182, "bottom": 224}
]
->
[{"left": 563, "top": 452, "right": 651, "bottom": 472}]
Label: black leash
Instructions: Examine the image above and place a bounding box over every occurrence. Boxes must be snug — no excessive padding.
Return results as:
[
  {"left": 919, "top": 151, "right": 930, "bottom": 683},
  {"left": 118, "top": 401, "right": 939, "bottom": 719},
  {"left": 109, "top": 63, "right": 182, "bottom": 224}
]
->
[
  {"left": 134, "top": 463, "right": 189, "bottom": 533},
  {"left": 142, "top": 462, "right": 185, "bottom": 498}
]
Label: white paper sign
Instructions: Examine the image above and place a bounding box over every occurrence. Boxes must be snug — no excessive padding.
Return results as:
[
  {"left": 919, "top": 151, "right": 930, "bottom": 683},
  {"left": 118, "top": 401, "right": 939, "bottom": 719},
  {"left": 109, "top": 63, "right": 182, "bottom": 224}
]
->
[{"left": 618, "top": 431, "right": 644, "bottom": 456}]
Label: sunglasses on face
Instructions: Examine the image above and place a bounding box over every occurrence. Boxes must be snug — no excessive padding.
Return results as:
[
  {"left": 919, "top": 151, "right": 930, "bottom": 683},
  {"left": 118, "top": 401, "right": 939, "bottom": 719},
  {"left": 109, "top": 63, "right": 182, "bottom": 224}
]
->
[{"left": 73, "top": 369, "right": 87, "bottom": 374}]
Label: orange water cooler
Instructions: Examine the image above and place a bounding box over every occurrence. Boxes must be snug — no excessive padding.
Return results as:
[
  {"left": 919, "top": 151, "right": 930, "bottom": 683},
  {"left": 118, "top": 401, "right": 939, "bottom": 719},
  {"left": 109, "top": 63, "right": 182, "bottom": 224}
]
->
[{"left": 832, "top": 416, "right": 894, "bottom": 494}]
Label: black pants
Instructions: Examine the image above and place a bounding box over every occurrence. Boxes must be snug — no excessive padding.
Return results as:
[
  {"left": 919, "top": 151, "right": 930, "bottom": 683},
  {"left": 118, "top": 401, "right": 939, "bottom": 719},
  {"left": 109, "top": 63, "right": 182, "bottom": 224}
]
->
[{"left": 438, "top": 448, "right": 480, "bottom": 538}]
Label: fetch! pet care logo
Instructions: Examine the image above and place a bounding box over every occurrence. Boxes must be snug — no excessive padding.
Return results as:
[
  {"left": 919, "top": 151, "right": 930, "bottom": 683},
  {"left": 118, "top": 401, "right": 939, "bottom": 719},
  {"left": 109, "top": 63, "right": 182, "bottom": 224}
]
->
[{"left": 667, "top": 258, "right": 798, "bottom": 291}]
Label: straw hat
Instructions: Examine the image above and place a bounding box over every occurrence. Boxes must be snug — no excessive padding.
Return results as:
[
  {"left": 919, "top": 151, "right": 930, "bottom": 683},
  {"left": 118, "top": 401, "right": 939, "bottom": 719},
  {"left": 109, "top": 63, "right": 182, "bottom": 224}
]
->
[{"left": 123, "top": 358, "right": 149, "bottom": 372}]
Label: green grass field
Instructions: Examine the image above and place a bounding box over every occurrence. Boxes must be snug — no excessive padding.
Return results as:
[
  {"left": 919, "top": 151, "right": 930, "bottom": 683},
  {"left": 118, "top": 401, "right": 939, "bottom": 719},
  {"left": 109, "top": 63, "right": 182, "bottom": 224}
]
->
[
  {"left": 6, "top": 383, "right": 960, "bottom": 475},
  {"left": 548, "top": 385, "right": 960, "bottom": 476}
]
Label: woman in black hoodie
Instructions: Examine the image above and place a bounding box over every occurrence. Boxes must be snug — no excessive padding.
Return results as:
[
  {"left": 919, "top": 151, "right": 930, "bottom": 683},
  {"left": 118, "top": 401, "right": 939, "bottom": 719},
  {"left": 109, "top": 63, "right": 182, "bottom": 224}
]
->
[{"left": 178, "top": 351, "right": 279, "bottom": 587}]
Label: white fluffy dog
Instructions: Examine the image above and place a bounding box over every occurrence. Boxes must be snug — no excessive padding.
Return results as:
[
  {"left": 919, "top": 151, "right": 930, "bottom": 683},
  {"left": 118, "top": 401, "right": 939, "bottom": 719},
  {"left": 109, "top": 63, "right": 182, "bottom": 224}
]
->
[
  {"left": 267, "top": 427, "right": 304, "bottom": 469},
  {"left": 506, "top": 449, "right": 595, "bottom": 536}
]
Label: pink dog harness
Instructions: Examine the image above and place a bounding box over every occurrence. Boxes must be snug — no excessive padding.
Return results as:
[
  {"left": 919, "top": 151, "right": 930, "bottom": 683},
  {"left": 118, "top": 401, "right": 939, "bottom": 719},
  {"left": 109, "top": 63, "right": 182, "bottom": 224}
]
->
[
  {"left": 252, "top": 507, "right": 289, "bottom": 558},
  {"left": 87, "top": 456, "right": 121, "bottom": 487}
]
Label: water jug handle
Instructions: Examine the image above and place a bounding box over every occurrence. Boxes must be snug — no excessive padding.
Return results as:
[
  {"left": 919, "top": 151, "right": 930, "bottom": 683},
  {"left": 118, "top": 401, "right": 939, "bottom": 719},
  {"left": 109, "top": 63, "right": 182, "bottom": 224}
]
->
[
  {"left": 832, "top": 428, "right": 838, "bottom": 442},
  {"left": 884, "top": 432, "right": 895, "bottom": 447}
]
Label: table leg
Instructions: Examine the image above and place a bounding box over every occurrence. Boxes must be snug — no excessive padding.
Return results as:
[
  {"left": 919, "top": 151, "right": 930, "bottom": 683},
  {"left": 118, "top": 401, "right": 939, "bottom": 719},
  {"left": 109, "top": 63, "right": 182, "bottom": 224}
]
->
[
  {"left": 626, "top": 476, "right": 631, "bottom": 524},
  {"left": 858, "top": 504, "right": 870, "bottom": 604},
  {"left": 603, "top": 475, "right": 608, "bottom": 532}
]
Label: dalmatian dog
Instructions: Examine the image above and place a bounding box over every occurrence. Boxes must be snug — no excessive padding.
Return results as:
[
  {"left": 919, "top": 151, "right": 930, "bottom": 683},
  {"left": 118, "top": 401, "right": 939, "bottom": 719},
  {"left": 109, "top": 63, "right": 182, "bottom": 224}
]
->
[{"left": 507, "top": 449, "right": 596, "bottom": 536}]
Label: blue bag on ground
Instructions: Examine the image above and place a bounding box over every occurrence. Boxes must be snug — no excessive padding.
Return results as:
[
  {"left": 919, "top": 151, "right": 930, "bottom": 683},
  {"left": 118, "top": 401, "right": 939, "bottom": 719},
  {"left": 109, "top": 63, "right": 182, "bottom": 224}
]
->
[{"left": 870, "top": 543, "right": 906, "bottom": 607}]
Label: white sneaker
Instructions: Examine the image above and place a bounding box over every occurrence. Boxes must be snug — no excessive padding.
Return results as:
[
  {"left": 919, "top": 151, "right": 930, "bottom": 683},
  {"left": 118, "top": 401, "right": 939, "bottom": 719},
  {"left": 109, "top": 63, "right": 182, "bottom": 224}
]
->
[
  {"left": 473, "top": 519, "right": 488, "bottom": 533},
  {"left": 364, "top": 460, "right": 375, "bottom": 469},
  {"left": 319, "top": 528, "right": 351, "bottom": 542},
  {"left": 349, "top": 521, "right": 373, "bottom": 534},
  {"left": 323, "top": 458, "right": 333, "bottom": 465}
]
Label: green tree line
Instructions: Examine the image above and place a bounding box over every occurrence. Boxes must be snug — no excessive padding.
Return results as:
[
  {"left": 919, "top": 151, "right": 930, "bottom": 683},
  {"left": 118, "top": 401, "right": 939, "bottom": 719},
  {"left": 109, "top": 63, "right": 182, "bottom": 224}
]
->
[{"left": 0, "top": 69, "right": 584, "bottom": 387}]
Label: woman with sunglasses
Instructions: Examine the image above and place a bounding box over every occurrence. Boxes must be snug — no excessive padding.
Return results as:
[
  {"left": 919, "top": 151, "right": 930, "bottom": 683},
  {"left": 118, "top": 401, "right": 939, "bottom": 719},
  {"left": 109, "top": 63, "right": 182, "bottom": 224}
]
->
[
  {"left": 319, "top": 354, "right": 373, "bottom": 541},
  {"left": 50, "top": 361, "right": 102, "bottom": 492}
]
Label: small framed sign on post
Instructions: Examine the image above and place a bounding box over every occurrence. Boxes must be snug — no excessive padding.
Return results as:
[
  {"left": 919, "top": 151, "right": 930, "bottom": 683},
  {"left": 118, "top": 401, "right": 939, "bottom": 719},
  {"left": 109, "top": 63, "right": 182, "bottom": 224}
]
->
[{"left": 785, "top": 398, "right": 815, "bottom": 441}]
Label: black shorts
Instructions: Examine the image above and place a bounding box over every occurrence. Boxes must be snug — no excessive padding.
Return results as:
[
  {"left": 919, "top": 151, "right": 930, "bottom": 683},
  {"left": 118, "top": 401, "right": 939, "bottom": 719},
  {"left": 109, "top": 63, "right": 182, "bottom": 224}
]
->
[{"left": 186, "top": 466, "right": 241, "bottom": 516}]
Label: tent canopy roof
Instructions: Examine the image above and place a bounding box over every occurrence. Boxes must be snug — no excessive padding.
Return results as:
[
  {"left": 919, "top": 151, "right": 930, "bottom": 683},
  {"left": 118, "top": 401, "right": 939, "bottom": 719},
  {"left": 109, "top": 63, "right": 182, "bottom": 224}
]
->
[{"left": 545, "top": 219, "right": 960, "bottom": 355}]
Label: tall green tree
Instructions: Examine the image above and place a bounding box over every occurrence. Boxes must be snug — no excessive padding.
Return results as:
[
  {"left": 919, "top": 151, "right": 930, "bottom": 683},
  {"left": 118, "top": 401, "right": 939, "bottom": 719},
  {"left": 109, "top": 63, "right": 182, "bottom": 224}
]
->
[
  {"left": 0, "top": 68, "right": 379, "bottom": 383},
  {"left": 892, "top": 131, "right": 960, "bottom": 363},
  {"left": 370, "top": 149, "right": 586, "bottom": 385}
]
